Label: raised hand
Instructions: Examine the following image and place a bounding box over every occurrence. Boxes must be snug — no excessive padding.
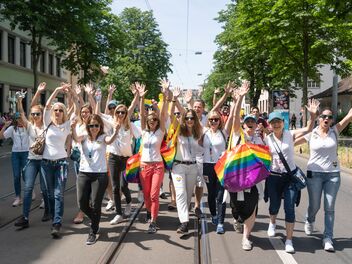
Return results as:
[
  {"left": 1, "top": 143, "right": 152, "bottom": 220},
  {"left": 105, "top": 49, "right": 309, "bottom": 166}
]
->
[
  {"left": 172, "top": 86, "right": 181, "bottom": 98},
  {"left": 305, "top": 98, "right": 320, "bottom": 115},
  {"left": 129, "top": 83, "right": 137, "bottom": 95},
  {"left": 75, "top": 85, "right": 82, "bottom": 95},
  {"left": 214, "top": 88, "right": 221, "bottom": 95},
  {"left": 108, "top": 84, "right": 116, "bottom": 95},
  {"left": 136, "top": 83, "right": 147, "bottom": 97},
  {"left": 238, "top": 80, "right": 250, "bottom": 96},
  {"left": 184, "top": 89, "right": 193, "bottom": 103},
  {"left": 4, "top": 120, "right": 12, "bottom": 128},
  {"left": 160, "top": 79, "right": 170, "bottom": 94},
  {"left": 84, "top": 83, "right": 94, "bottom": 94},
  {"left": 37, "top": 82, "right": 46, "bottom": 92},
  {"left": 224, "top": 81, "right": 234, "bottom": 94}
]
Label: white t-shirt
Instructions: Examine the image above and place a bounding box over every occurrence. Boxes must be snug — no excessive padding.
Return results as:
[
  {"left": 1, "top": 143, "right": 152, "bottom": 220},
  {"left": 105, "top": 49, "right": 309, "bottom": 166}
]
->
[
  {"left": 3, "top": 126, "right": 29, "bottom": 152},
  {"left": 175, "top": 135, "right": 203, "bottom": 162},
  {"left": 264, "top": 131, "right": 296, "bottom": 173},
  {"left": 79, "top": 134, "right": 108, "bottom": 173},
  {"left": 304, "top": 126, "right": 340, "bottom": 172},
  {"left": 43, "top": 109, "right": 71, "bottom": 160},
  {"left": 27, "top": 123, "right": 44, "bottom": 160},
  {"left": 203, "top": 129, "right": 228, "bottom": 163},
  {"left": 200, "top": 114, "right": 208, "bottom": 127},
  {"left": 231, "top": 131, "right": 264, "bottom": 148},
  {"left": 140, "top": 128, "right": 164, "bottom": 162}
]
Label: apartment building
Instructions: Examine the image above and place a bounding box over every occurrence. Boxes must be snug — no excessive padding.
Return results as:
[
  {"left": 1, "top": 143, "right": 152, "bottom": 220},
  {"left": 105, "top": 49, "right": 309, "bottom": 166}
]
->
[{"left": 0, "top": 19, "right": 69, "bottom": 115}]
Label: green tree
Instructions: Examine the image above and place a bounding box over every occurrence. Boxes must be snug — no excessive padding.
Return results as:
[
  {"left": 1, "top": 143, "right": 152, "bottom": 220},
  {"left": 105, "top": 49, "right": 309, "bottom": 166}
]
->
[{"left": 102, "top": 7, "right": 172, "bottom": 105}]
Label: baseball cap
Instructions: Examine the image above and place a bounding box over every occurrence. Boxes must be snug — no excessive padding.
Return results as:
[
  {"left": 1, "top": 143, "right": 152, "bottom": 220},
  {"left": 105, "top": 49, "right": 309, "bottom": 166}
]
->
[
  {"left": 268, "top": 112, "right": 284, "bottom": 122},
  {"left": 108, "top": 100, "right": 118, "bottom": 108},
  {"left": 243, "top": 115, "right": 257, "bottom": 123},
  {"left": 14, "top": 112, "right": 21, "bottom": 119}
]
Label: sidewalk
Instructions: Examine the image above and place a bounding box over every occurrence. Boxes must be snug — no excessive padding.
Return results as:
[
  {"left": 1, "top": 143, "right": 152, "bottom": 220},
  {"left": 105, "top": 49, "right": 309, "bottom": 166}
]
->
[{"left": 0, "top": 140, "right": 12, "bottom": 158}]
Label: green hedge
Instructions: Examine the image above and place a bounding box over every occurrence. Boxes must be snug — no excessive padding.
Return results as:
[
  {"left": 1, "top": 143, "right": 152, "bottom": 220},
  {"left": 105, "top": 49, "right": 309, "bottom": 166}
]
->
[{"left": 337, "top": 112, "right": 352, "bottom": 136}]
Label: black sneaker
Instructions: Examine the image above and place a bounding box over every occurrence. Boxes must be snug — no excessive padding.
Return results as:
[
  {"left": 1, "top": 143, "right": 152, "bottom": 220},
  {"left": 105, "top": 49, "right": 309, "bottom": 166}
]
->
[
  {"left": 144, "top": 211, "right": 151, "bottom": 223},
  {"left": 86, "top": 233, "right": 97, "bottom": 245},
  {"left": 147, "top": 222, "right": 157, "bottom": 234},
  {"left": 159, "top": 192, "right": 167, "bottom": 199},
  {"left": 14, "top": 216, "right": 29, "bottom": 228},
  {"left": 194, "top": 207, "right": 203, "bottom": 219},
  {"left": 51, "top": 224, "right": 61, "bottom": 239},
  {"left": 177, "top": 222, "right": 189, "bottom": 234},
  {"left": 41, "top": 212, "right": 52, "bottom": 222}
]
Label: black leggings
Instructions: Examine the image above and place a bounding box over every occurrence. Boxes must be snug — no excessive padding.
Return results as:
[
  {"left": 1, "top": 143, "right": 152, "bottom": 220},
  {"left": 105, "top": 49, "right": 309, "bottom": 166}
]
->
[
  {"left": 108, "top": 154, "right": 131, "bottom": 215},
  {"left": 77, "top": 171, "right": 108, "bottom": 234}
]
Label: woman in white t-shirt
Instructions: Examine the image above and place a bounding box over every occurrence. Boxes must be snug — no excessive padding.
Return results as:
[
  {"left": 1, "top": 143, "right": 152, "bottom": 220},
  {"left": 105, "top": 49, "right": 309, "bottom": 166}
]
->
[
  {"left": 0, "top": 112, "right": 29, "bottom": 207},
  {"left": 72, "top": 114, "right": 119, "bottom": 245},
  {"left": 295, "top": 107, "right": 352, "bottom": 252},
  {"left": 137, "top": 82, "right": 168, "bottom": 234},
  {"left": 14, "top": 83, "right": 52, "bottom": 228},
  {"left": 202, "top": 106, "right": 234, "bottom": 235},
  {"left": 264, "top": 99, "right": 319, "bottom": 254},
  {"left": 41, "top": 84, "right": 78, "bottom": 239}
]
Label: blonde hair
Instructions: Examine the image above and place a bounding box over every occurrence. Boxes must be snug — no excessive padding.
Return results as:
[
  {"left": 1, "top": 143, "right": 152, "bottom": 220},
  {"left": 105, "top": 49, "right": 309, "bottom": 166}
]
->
[
  {"left": 206, "top": 110, "right": 224, "bottom": 130},
  {"left": 79, "top": 103, "right": 93, "bottom": 125},
  {"left": 29, "top": 104, "right": 44, "bottom": 124},
  {"left": 114, "top": 104, "right": 130, "bottom": 130},
  {"left": 51, "top": 102, "right": 68, "bottom": 124}
]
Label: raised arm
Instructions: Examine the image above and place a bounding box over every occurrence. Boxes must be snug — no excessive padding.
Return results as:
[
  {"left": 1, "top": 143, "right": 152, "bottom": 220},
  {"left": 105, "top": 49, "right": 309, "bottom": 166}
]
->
[
  {"left": 136, "top": 83, "right": 148, "bottom": 130},
  {"left": 159, "top": 80, "right": 170, "bottom": 133},
  {"left": 17, "top": 94, "right": 29, "bottom": 128},
  {"left": 74, "top": 85, "right": 85, "bottom": 109},
  {"left": 68, "top": 84, "right": 80, "bottom": 118},
  {"left": 210, "top": 82, "right": 233, "bottom": 112},
  {"left": 224, "top": 99, "right": 236, "bottom": 135},
  {"left": 31, "top": 82, "right": 46, "bottom": 107},
  {"left": 184, "top": 89, "right": 194, "bottom": 109},
  {"left": 0, "top": 120, "right": 12, "bottom": 139},
  {"left": 233, "top": 81, "right": 250, "bottom": 133},
  {"left": 336, "top": 108, "right": 352, "bottom": 133},
  {"left": 104, "top": 84, "right": 116, "bottom": 115},
  {"left": 212, "top": 88, "right": 220, "bottom": 107},
  {"left": 291, "top": 99, "right": 319, "bottom": 139},
  {"left": 127, "top": 83, "right": 140, "bottom": 118},
  {"left": 70, "top": 118, "right": 84, "bottom": 143},
  {"left": 45, "top": 84, "right": 68, "bottom": 110}
]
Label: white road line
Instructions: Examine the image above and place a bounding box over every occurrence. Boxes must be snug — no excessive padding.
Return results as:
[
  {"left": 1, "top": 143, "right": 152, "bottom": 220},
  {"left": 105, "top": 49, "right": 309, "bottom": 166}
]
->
[{"left": 269, "top": 237, "right": 298, "bottom": 264}]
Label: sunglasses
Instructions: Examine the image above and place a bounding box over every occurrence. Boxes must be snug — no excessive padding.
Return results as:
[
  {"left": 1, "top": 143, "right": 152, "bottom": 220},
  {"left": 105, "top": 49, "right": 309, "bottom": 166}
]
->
[
  {"left": 320, "top": 114, "right": 333, "bottom": 120},
  {"left": 185, "top": 117, "right": 194, "bottom": 121},
  {"left": 209, "top": 118, "right": 219, "bottom": 123},
  {"left": 174, "top": 112, "right": 181, "bottom": 116},
  {"left": 115, "top": 111, "right": 126, "bottom": 115},
  {"left": 54, "top": 109, "right": 64, "bottom": 113},
  {"left": 88, "top": 124, "right": 100, "bottom": 128},
  {"left": 148, "top": 118, "right": 158, "bottom": 122},
  {"left": 31, "top": 112, "right": 41, "bottom": 116},
  {"left": 108, "top": 106, "right": 116, "bottom": 110}
]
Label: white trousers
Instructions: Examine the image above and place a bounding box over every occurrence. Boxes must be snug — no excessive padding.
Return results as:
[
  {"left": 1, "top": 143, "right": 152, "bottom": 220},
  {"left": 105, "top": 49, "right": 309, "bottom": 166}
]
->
[{"left": 171, "top": 163, "right": 198, "bottom": 223}]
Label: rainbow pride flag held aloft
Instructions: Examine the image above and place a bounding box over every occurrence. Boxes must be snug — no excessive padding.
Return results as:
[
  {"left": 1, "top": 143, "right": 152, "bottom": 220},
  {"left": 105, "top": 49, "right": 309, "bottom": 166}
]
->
[
  {"left": 161, "top": 122, "right": 180, "bottom": 171},
  {"left": 215, "top": 130, "right": 272, "bottom": 192}
]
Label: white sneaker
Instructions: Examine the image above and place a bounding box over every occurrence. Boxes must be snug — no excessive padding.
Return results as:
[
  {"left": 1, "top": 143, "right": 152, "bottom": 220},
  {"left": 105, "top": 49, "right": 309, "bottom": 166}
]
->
[
  {"left": 105, "top": 200, "right": 115, "bottom": 211},
  {"left": 110, "top": 214, "right": 123, "bottom": 225},
  {"left": 32, "top": 191, "right": 36, "bottom": 201},
  {"left": 39, "top": 199, "right": 45, "bottom": 209},
  {"left": 242, "top": 238, "right": 253, "bottom": 251},
  {"left": 285, "top": 239, "right": 295, "bottom": 253},
  {"left": 323, "top": 238, "right": 335, "bottom": 252},
  {"left": 138, "top": 191, "right": 144, "bottom": 203},
  {"left": 124, "top": 203, "right": 132, "bottom": 216},
  {"left": 12, "top": 197, "right": 22, "bottom": 207},
  {"left": 267, "top": 222, "right": 276, "bottom": 237},
  {"left": 304, "top": 221, "right": 314, "bottom": 235}
]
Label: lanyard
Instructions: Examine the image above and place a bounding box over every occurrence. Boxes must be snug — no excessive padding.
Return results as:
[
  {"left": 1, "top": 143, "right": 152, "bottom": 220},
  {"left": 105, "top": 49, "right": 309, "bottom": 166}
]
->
[
  {"left": 187, "top": 136, "right": 192, "bottom": 158},
  {"left": 87, "top": 140, "right": 96, "bottom": 159}
]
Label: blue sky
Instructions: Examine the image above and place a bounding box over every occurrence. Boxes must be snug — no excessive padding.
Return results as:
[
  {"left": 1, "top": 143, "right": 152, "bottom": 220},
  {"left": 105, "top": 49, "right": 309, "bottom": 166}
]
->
[{"left": 110, "top": 0, "right": 231, "bottom": 90}]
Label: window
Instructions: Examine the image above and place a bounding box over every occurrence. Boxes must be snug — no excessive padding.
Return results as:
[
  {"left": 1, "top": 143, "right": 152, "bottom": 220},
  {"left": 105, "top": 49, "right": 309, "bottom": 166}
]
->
[
  {"left": 20, "top": 41, "right": 26, "bottom": 67},
  {"left": 56, "top": 56, "right": 61, "bottom": 77},
  {"left": 307, "top": 79, "right": 320, "bottom": 89},
  {"left": 40, "top": 50, "right": 45, "bottom": 72},
  {"left": 8, "top": 35, "right": 15, "bottom": 64},
  {"left": 49, "top": 54, "right": 54, "bottom": 75}
]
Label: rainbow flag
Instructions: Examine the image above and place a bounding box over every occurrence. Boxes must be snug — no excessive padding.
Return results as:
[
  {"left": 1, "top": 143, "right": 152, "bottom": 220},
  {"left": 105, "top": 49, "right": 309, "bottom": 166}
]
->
[
  {"left": 161, "top": 122, "right": 180, "bottom": 171},
  {"left": 124, "top": 153, "right": 141, "bottom": 183},
  {"left": 215, "top": 130, "right": 272, "bottom": 192}
]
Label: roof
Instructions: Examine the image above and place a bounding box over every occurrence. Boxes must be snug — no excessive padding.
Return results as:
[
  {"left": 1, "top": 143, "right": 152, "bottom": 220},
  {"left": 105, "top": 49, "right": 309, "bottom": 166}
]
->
[{"left": 311, "top": 76, "right": 352, "bottom": 99}]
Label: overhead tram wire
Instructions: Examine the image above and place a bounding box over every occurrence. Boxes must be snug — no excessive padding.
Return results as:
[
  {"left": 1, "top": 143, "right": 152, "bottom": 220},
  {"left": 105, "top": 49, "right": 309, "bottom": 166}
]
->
[
  {"left": 144, "top": 0, "right": 152, "bottom": 11},
  {"left": 186, "top": 0, "right": 190, "bottom": 62}
]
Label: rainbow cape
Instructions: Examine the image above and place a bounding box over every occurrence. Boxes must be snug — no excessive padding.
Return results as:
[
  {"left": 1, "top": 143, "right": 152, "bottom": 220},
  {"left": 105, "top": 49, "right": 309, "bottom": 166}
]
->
[
  {"left": 215, "top": 129, "right": 272, "bottom": 192},
  {"left": 161, "top": 121, "right": 180, "bottom": 170}
]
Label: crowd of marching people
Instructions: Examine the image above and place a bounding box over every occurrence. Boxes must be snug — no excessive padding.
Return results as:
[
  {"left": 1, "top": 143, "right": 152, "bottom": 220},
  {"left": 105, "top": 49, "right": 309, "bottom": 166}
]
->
[{"left": 0, "top": 79, "right": 352, "bottom": 252}]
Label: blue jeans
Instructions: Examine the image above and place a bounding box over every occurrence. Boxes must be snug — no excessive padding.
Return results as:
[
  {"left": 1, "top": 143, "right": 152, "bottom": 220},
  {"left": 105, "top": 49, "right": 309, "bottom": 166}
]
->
[
  {"left": 266, "top": 174, "right": 298, "bottom": 223},
  {"left": 11, "top": 151, "right": 29, "bottom": 197},
  {"left": 22, "top": 159, "right": 49, "bottom": 218},
  {"left": 41, "top": 159, "right": 68, "bottom": 225},
  {"left": 306, "top": 171, "right": 340, "bottom": 239}
]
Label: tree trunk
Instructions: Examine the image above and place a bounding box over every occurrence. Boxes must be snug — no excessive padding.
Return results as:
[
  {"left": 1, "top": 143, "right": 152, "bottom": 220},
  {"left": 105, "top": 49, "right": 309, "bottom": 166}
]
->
[
  {"left": 302, "top": 6, "right": 309, "bottom": 126},
  {"left": 31, "top": 29, "right": 41, "bottom": 93}
]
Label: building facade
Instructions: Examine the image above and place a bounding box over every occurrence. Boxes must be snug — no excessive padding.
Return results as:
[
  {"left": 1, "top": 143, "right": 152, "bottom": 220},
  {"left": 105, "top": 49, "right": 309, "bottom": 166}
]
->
[{"left": 0, "top": 20, "right": 69, "bottom": 115}]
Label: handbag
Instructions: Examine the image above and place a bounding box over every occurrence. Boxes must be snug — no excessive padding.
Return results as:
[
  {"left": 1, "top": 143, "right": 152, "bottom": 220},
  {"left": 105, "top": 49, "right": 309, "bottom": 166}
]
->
[
  {"left": 29, "top": 123, "right": 52, "bottom": 155},
  {"left": 70, "top": 146, "right": 81, "bottom": 162},
  {"left": 215, "top": 129, "right": 271, "bottom": 192},
  {"left": 269, "top": 134, "right": 307, "bottom": 190}
]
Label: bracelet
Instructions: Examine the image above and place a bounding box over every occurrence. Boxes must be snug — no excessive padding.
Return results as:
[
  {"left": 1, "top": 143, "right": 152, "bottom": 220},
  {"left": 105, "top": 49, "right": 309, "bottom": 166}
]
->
[{"left": 172, "top": 100, "right": 176, "bottom": 102}]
